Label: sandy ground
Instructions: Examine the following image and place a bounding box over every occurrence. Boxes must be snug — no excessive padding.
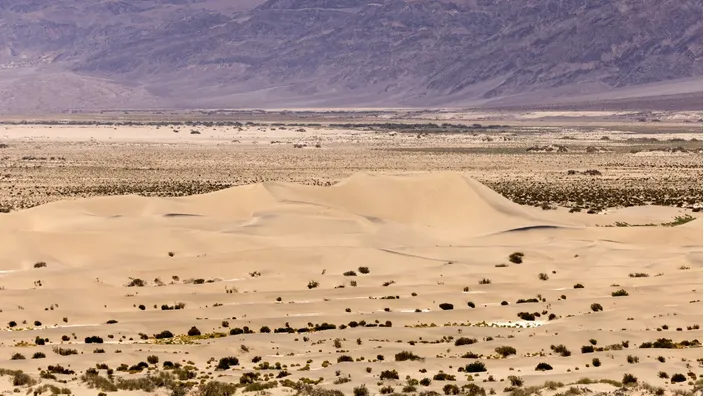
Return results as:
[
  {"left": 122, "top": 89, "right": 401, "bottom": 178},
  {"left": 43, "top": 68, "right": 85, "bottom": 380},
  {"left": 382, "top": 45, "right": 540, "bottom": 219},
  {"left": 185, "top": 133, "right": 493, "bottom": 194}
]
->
[{"left": 0, "top": 116, "right": 701, "bottom": 396}]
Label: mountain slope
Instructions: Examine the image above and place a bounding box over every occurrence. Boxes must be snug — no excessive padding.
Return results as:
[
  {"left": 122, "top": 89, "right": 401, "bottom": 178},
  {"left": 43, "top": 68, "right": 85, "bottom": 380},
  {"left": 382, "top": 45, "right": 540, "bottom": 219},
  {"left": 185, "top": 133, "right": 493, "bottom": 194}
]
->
[{"left": 0, "top": 0, "right": 701, "bottom": 111}]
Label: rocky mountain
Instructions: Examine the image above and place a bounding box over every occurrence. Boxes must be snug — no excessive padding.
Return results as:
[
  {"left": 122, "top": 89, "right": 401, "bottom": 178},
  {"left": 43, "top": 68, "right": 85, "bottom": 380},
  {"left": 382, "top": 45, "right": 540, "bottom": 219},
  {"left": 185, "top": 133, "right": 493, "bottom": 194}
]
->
[{"left": 0, "top": 0, "right": 701, "bottom": 112}]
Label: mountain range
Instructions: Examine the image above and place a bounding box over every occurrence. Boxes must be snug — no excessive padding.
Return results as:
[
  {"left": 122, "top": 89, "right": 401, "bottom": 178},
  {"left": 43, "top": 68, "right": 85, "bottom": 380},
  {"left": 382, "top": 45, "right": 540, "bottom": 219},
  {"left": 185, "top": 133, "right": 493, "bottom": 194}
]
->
[{"left": 0, "top": 0, "right": 701, "bottom": 112}]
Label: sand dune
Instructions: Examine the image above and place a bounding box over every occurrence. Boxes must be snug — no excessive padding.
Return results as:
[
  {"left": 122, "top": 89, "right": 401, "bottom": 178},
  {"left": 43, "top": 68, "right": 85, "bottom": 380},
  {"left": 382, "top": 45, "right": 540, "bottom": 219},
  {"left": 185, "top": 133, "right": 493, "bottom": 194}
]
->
[{"left": 0, "top": 173, "right": 700, "bottom": 395}]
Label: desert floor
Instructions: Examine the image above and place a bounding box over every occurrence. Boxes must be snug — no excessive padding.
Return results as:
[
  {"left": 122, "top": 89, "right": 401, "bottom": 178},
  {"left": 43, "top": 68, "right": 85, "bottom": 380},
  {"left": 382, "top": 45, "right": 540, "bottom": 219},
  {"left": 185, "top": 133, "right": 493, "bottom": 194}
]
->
[{"left": 0, "top": 110, "right": 701, "bottom": 396}]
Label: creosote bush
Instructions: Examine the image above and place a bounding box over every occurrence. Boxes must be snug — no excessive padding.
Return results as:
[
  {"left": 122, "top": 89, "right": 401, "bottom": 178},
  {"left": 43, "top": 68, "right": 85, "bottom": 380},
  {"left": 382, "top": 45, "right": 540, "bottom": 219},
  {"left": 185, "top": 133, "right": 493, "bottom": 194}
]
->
[
  {"left": 465, "top": 361, "right": 486, "bottom": 373},
  {"left": 495, "top": 346, "right": 517, "bottom": 357},
  {"left": 395, "top": 351, "right": 423, "bottom": 361},
  {"left": 535, "top": 362, "right": 553, "bottom": 371},
  {"left": 380, "top": 370, "right": 399, "bottom": 380},
  {"left": 509, "top": 252, "right": 524, "bottom": 264}
]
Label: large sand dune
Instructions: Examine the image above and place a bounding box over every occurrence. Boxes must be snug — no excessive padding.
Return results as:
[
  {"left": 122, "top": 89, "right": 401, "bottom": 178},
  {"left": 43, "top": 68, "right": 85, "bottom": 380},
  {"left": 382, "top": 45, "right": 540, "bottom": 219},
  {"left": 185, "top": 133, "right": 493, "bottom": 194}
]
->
[{"left": 0, "top": 173, "right": 700, "bottom": 395}]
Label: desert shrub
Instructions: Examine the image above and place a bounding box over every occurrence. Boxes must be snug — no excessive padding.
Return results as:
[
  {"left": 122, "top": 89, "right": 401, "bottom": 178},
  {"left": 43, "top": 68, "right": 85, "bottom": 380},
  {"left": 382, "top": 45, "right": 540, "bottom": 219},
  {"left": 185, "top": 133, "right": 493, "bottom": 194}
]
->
[
  {"left": 478, "top": 278, "right": 491, "bottom": 284},
  {"left": 501, "top": 301, "right": 508, "bottom": 306},
  {"left": 420, "top": 378, "right": 431, "bottom": 386},
  {"left": 467, "top": 301, "right": 475, "bottom": 308},
  {"left": 215, "top": 357, "right": 239, "bottom": 370},
  {"left": 535, "top": 362, "right": 553, "bottom": 371},
  {"left": 11, "top": 352, "right": 25, "bottom": 360},
  {"left": 581, "top": 345, "right": 594, "bottom": 353},
  {"left": 195, "top": 382, "right": 238, "bottom": 396},
  {"left": 155, "top": 330, "right": 174, "bottom": 339},
  {"left": 343, "top": 271, "right": 357, "bottom": 276},
  {"left": 13, "top": 371, "right": 37, "bottom": 386},
  {"left": 612, "top": 289, "right": 629, "bottom": 297},
  {"left": 574, "top": 283, "right": 584, "bottom": 288},
  {"left": 32, "top": 352, "right": 46, "bottom": 359},
  {"left": 307, "top": 281, "right": 319, "bottom": 289},
  {"left": 187, "top": 326, "right": 201, "bottom": 336},
  {"left": 508, "top": 252, "right": 524, "bottom": 264},
  {"left": 657, "top": 356, "right": 666, "bottom": 362},
  {"left": 147, "top": 355, "right": 159, "bottom": 364},
  {"left": 81, "top": 372, "right": 117, "bottom": 392},
  {"left": 592, "top": 358, "right": 601, "bottom": 367},
  {"left": 433, "top": 372, "right": 456, "bottom": 381},
  {"left": 380, "top": 370, "right": 399, "bottom": 380},
  {"left": 358, "top": 266, "right": 370, "bottom": 274},
  {"left": 538, "top": 273, "right": 549, "bottom": 281},
  {"left": 52, "top": 347, "right": 78, "bottom": 356},
  {"left": 85, "top": 335, "right": 104, "bottom": 343},
  {"left": 495, "top": 346, "right": 517, "bottom": 357},
  {"left": 127, "top": 278, "right": 145, "bottom": 287},
  {"left": 652, "top": 338, "right": 676, "bottom": 348},
  {"left": 670, "top": 373, "right": 687, "bottom": 383},
  {"left": 439, "top": 303, "right": 454, "bottom": 310},
  {"left": 629, "top": 273, "right": 649, "bottom": 278},
  {"left": 48, "top": 365, "right": 75, "bottom": 375},
  {"left": 517, "top": 312, "right": 535, "bottom": 321},
  {"left": 229, "top": 327, "right": 244, "bottom": 335},
  {"left": 516, "top": 298, "right": 539, "bottom": 304},
  {"left": 395, "top": 351, "right": 423, "bottom": 361},
  {"left": 507, "top": 375, "right": 523, "bottom": 387},
  {"left": 260, "top": 326, "right": 271, "bottom": 333},
  {"left": 442, "top": 384, "right": 460, "bottom": 395},
  {"left": 455, "top": 337, "right": 477, "bottom": 346},
  {"left": 622, "top": 373, "right": 637, "bottom": 385},
  {"left": 354, "top": 385, "right": 369, "bottom": 396},
  {"left": 337, "top": 355, "right": 353, "bottom": 363},
  {"left": 465, "top": 361, "right": 487, "bottom": 373},
  {"left": 461, "top": 352, "right": 480, "bottom": 359},
  {"left": 551, "top": 344, "right": 571, "bottom": 357},
  {"left": 34, "top": 262, "right": 47, "bottom": 268},
  {"left": 590, "top": 303, "right": 603, "bottom": 312},
  {"left": 380, "top": 386, "right": 395, "bottom": 394},
  {"left": 627, "top": 355, "right": 639, "bottom": 364}
]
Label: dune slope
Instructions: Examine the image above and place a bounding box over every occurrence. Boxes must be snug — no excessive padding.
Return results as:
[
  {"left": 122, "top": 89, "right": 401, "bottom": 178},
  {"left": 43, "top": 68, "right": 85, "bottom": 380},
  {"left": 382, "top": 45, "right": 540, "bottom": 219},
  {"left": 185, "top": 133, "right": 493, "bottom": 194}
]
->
[{"left": 0, "top": 173, "right": 700, "bottom": 395}]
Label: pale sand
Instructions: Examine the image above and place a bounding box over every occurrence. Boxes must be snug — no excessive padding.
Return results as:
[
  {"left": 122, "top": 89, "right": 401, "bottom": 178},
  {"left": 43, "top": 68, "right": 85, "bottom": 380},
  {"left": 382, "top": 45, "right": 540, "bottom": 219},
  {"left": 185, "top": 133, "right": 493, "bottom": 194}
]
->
[{"left": 0, "top": 172, "right": 700, "bottom": 395}]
